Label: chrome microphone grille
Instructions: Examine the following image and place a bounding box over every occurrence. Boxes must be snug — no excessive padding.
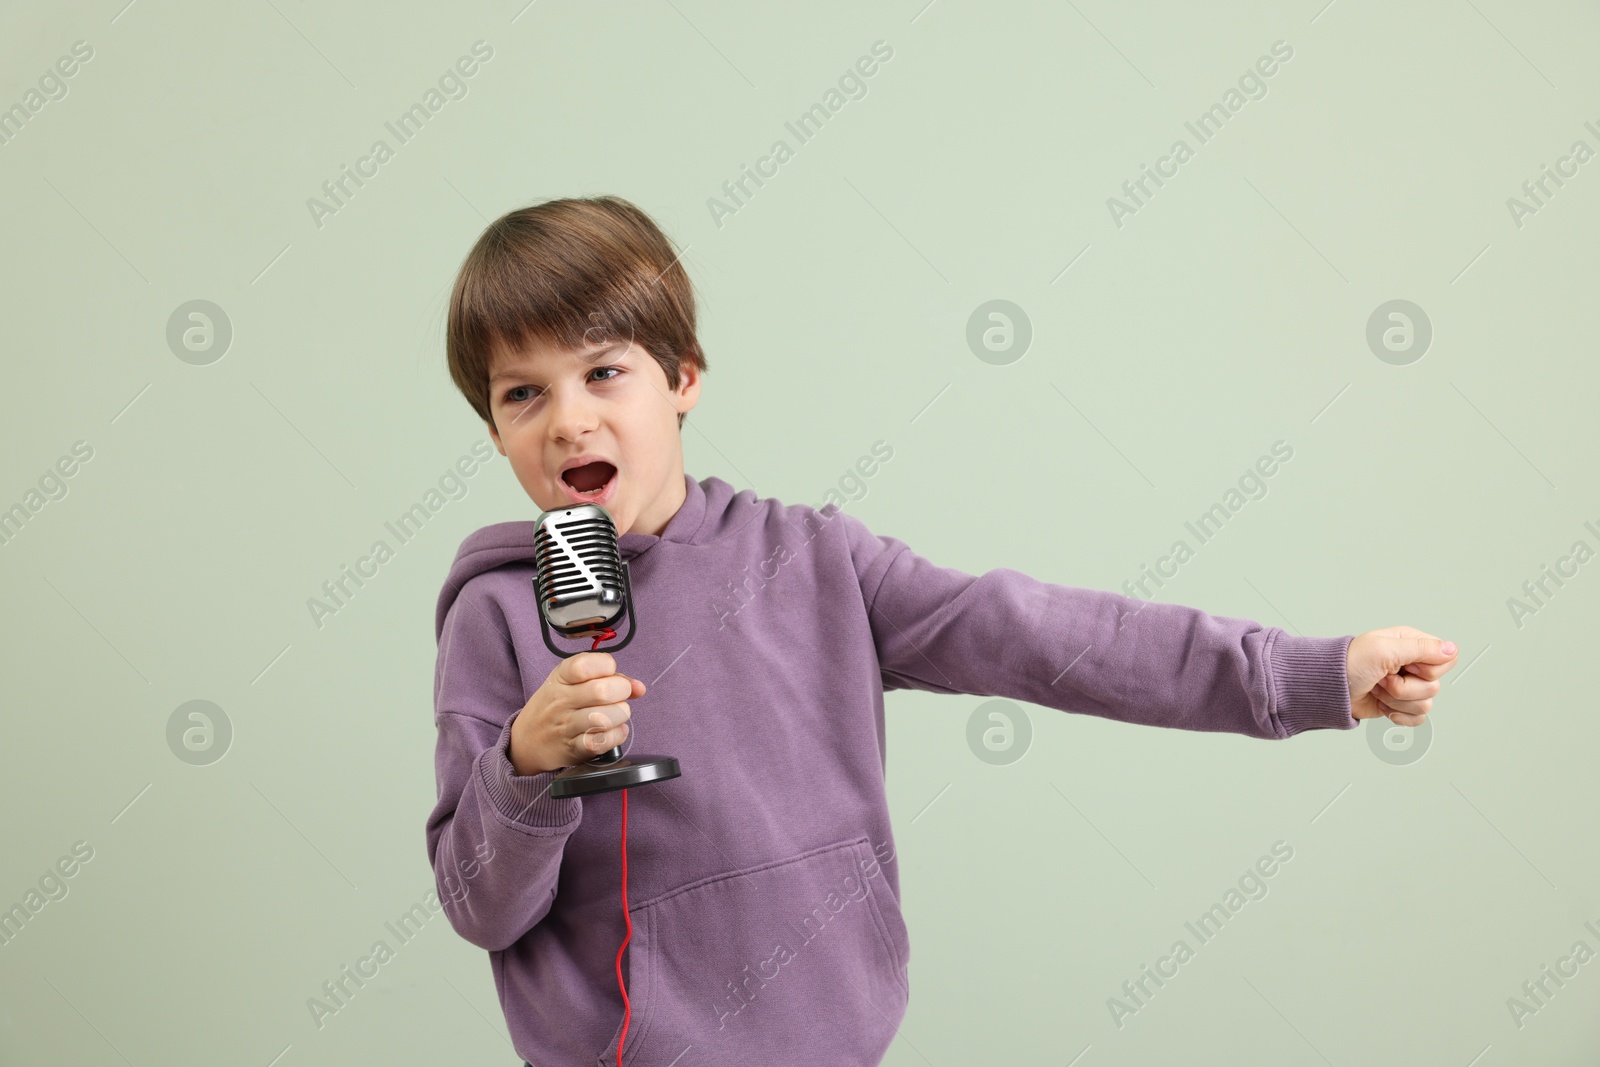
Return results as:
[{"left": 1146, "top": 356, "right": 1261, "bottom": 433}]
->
[{"left": 532, "top": 504, "right": 627, "bottom": 635}]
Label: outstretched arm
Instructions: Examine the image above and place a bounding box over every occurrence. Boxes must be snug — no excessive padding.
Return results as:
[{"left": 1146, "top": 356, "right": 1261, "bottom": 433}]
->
[{"left": 839, "top": 509, "right": 1374, "bottom": 739}]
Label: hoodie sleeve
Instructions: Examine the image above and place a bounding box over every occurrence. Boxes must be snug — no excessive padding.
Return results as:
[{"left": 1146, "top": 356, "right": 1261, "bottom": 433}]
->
[
  {"left": 426, "top": 576, "right": 583, "bottom": 952},
  {"left": 839, "top": 510, "right": 1357, "bottom": 739}
]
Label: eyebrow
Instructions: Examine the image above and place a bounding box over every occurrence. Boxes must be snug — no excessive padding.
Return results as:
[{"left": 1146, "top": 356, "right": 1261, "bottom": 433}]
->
[{"left": 490, "top": 343, "right": 625, "bottom": 386}]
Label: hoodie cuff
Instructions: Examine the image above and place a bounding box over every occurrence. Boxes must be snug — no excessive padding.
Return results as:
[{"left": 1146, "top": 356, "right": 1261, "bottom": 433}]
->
[
  {"left": 1268, "top": 631, "right": 1358, "bottom": 736},
  {"left": 479, "top": 717, "right": 582, "bottom": 831}
]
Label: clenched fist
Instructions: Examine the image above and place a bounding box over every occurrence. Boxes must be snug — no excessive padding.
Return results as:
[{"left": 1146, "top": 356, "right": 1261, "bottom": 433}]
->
[
  {"left": 508, "top": 651, "right": 647, "bottom": 776},
  {"left": 1346, "top": 626, "right": 1458, "bottom": 727}
]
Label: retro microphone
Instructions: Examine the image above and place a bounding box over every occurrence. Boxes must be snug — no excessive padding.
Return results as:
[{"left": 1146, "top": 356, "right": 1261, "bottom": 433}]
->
[{"left": 532, "top": 502, "right": 681, "bottom": 799}]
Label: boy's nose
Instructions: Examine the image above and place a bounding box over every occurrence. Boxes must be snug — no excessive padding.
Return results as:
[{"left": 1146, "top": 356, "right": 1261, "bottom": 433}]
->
[{"left": 545, "top": 384, "right": 599, "bottom": 442}]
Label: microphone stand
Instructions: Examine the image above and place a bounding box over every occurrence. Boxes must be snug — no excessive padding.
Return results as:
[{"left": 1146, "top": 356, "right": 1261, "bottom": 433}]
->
[{"left": 538, "top": 561, "right": 681, "bottom": 799}]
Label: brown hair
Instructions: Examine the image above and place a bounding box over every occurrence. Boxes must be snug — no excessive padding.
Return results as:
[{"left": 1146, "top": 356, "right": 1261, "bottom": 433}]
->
[{"left": 446, "top": 195, "right": 707, "bottom": 429}]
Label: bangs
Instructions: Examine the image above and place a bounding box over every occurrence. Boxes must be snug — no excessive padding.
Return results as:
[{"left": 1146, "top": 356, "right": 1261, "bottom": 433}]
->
[{"left": 445, "top": 196, "right": 707, "bottom": 427}]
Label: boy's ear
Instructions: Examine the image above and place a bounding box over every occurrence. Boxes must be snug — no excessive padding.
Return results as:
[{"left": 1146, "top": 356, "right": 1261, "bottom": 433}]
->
[
  {"left": 487, "top": 420, "right": 506, "bottom": 455},
  {"left": 673, "top": 356, "right": 701, "bottom": 415}
]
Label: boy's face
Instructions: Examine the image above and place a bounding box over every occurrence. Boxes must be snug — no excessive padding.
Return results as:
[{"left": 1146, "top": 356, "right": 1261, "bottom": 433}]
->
[{"left": 486, "top": 334, "right": 700, "bottom": 538}]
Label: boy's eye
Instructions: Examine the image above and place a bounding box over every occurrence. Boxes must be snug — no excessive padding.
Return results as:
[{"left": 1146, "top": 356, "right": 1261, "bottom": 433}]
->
[{"left": 503, "top": 366, "right": 621, "bottom": 404}]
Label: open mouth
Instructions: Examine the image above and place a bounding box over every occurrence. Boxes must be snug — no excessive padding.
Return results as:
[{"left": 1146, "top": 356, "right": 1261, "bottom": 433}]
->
[{"left": 560, "top": 461, "right": 618, "bottom": 501}]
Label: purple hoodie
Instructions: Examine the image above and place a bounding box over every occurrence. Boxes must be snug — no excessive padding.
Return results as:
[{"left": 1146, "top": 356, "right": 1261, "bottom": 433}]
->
[{"left": 426, "top": 473, "right": 1357, "bottom": 1066}]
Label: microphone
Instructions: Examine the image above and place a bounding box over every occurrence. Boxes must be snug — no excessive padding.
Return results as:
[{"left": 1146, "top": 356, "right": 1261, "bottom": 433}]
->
[{"left": 531, "top": 502, "right": 681, "bottom": 799}]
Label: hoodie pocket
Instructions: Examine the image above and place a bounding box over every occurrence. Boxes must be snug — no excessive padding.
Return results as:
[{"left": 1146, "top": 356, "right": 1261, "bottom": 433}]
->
[{"left": 595, "top": 836, "right": 909, "bottom": 1066}]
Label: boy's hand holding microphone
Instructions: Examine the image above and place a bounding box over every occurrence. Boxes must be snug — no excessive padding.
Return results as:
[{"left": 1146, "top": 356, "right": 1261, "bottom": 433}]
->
[
  {"left": 509, "top": 651, "right": 645, "bottom": 776},
  {"left": 1346, "top": 625, "right": 1459, "bottom": 727}
]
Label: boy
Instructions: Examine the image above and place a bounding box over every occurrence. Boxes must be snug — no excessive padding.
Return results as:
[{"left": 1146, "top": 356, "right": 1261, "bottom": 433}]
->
[{"left": 427, "top": 196, "right": 1458, "bottom": 1066}]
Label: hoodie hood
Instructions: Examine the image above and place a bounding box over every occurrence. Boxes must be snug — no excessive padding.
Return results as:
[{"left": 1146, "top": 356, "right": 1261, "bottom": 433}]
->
[{"left": 433, "top": 472, "right": 756, "bottom": 640}]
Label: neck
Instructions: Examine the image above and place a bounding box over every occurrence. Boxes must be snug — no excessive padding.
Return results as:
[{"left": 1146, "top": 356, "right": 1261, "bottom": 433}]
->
[{"left": 630, "top": 472, "right": 687, "bottom": 538}]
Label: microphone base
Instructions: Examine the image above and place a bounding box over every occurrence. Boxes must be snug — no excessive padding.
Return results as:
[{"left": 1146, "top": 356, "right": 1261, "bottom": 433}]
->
[{"left": 550, "top": 754, "right": 681, "bottom": 798}]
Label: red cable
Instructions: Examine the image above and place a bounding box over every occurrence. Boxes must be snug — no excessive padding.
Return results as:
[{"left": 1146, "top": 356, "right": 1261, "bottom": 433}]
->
[
  {"left": 590, "top": 628, "right": 632, "bottom": 1067},
  {"left": 615, "top": 787, "right": 631, "bottom": 1066}
]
